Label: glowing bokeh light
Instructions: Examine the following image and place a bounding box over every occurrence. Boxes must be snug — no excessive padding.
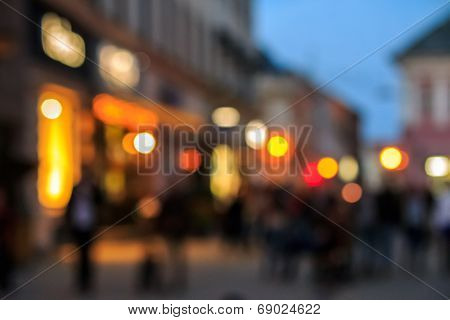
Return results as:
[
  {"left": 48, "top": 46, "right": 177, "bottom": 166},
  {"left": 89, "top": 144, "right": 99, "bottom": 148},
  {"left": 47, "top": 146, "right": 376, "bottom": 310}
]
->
[
  {"left": 133, "top": 132, "right": 156, "bottom": 154},
  {"left": 41, "top": 12, "right": 85, "bottom": 68},
  {"left": 317, "top": 157, "right": 339, "bottom": 179},
  {"left": 41, "top": 98, "right": 63, "bottom": 119},
  {"left": 425, "top": 156, "right": 449, "bottom": 177},
  {"left": 210, "top": 145, "right": 241, "bottom": 202},
  {"left": 37, "top": 86, "right": 79, "bottom": 211},
  {"left": 245, "top": 120, "right": 268, "bottom": 150},
  {"left": 98, "top": 44, "right": 140, "bottom": 88},
  {"left": 303, "top": 162, "right": 324, "bottom": 187},
  {"left": 137, "top": 197, "right": 161, "bottom": 219},
  {"left": 122, "top": 132, "right": 137, "bottom": 155},
  {"left": 92, "top": 94, "right": 158, "bottom": 131},
  {"left": 338, "top": 156, "right": 359, "bottom": 182},
  {"left": 211, "top": 107, "right": 240, "bottom": 128},
  {"left": 341, "top": 183, "right": 363, "bottom": 203},
  {"left": 395, "top": 150, "right": 410, "bottom": 171},
  {"left": 267, "top": 135, "right": 289, "bottom": 158},
  {"left": 179, "top": 148, "right": 202, "bottom": 172},
  {"left": 379, "top": 147, "right": 402, "bottom": 170}
]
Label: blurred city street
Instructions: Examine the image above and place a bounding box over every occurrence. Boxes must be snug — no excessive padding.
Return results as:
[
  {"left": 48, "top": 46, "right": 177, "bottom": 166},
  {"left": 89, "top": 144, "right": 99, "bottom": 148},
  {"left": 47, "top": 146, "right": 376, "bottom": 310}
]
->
[
  {"left": 6, "top": 232, "right": 450, "bottom": 300},
  {"left": 0, "top": 0, "right": 449, "bottom": 300}
]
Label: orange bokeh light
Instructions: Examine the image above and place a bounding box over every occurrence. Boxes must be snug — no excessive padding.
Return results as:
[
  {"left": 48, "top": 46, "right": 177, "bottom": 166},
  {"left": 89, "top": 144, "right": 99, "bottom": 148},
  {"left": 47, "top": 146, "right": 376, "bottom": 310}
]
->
[
  {"left": 93, "top": 94, "right": 158, "bottom": 131},
  {"left": 179, "top": 148, "right": 202, "bottom": 172},
  {"left": 341, "top": 183, "right": 363, "bottom": 203},
  {"left": 122, "top": 132, "right": 137, "bottom": 155},
  {"left": 317, "top": 157, "right": 339, "bottom": 179},
  {"left": 395, "top": 150, "right": 410, "bottom": 171}
]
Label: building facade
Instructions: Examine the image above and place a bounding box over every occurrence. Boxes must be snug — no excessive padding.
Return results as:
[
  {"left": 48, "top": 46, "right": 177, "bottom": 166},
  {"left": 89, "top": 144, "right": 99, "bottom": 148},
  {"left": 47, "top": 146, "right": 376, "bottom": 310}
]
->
[
  {"left": 0, "top": 0, "right": 257, "bottom": 252},
  {"left": 397, "top": 16, "right": 450, "bottom": 186},
  {"left": 253, "top": 72, "right": 360, "bottom": 187}
]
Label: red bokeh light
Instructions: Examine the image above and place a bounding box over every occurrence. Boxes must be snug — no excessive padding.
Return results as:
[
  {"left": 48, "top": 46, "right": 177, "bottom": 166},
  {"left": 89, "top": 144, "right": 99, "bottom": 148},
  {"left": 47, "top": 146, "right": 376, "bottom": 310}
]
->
[
  {"left": 302, "top": 162, "right": 324, "bottom": 187},
  {"left": 179, "top": 148, "right": 202, "bottom": 172}
]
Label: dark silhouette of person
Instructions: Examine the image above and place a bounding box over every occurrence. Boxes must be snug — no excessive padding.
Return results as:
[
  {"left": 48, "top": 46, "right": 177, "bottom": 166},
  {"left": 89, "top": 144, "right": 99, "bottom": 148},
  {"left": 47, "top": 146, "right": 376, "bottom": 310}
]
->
[
  {"left": 374, "top": 185, "right": 403, "bottom": 272},
  {"left": 66, "top": 169, "right": 101, "bottom": 292},
  {"left": 403, "top": 187, "right": 429, "bottom": 271},
  {"left": 223, "top": 194, "right": 244, "bottom": 246},
  {"left": 158, "top": 188, "right": 190, "bottom": 290}
]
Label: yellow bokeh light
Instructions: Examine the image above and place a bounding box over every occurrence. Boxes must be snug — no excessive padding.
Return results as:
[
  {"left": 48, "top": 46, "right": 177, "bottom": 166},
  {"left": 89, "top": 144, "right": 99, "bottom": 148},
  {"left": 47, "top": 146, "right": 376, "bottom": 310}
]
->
[
  {"left": 379, "top": 147, "right": 402, "bottom": 170},
  {"left": 133, "top": 132, "right": 156, "bottom": 154},
  {"left": 210, "top": 145, "right": 241, "bottom": 203},
  {"left": 425, "top": 156, "right": 449, "bottom": 177},
  {"left": 267, "top": 135, "right": 289, "bottom": 158},
  {"left": 245, "top": 120, "right": 267, "bottom": 150},
  {"left": 338, "top": 156, "right": 359, "bottom": 182},
  {"left": 37, "top": 85, "right": 80, "bottom": 211},
  {"left": 211, "top": 107, "right": 240, "bottom": 128},
  {"left": 317, "top": 157, "right": 339, "bottom": 179},
  {"left": 41, "top": 98, "right": 63, "bottom": 119}
]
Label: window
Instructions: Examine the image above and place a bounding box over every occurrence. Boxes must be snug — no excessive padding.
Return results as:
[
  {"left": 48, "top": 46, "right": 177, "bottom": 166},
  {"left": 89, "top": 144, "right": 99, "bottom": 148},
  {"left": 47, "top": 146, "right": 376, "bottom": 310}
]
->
[{"left": 419, "top": 76, "right": 433, "bottom": 119}]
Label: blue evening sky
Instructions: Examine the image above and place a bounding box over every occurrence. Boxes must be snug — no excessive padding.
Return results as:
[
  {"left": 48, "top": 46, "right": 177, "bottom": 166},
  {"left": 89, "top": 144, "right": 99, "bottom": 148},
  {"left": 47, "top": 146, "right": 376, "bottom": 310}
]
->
[{"left": 253, "top": 0, "right": 450, "bottom": 143}]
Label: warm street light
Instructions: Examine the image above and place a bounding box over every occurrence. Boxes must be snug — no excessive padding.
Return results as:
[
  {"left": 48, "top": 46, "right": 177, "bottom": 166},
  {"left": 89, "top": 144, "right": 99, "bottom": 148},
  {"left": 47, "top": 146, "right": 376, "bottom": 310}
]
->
[{"left": 379, "top": 146, "right": 402, "bottom": 170}]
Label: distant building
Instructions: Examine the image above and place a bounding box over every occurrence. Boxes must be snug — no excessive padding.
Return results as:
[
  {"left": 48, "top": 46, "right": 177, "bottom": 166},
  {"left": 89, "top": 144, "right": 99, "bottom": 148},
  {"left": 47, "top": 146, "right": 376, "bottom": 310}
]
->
[
  {"left": 254, "top": 72, "right": 360, "bottom": 186},
  {"left": 397, "top": 16, "right": 450, "bottom": 186}
]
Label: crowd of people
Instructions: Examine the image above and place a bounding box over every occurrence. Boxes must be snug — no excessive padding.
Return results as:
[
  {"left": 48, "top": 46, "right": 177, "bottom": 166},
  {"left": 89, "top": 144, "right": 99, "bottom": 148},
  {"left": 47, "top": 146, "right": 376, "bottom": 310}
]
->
[
  {"left": 221, "top": 182, "right": 450, "bottom": 284},
  {"left": 1, "top": 170, "right": 450, "bottom": 295}
]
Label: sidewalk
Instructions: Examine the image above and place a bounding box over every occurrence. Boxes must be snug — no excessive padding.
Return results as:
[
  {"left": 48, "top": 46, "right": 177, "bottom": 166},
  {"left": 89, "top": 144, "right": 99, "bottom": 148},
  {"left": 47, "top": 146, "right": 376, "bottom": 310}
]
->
[{"left": 4, "top": 238, "right": 450, "bottom": 299}]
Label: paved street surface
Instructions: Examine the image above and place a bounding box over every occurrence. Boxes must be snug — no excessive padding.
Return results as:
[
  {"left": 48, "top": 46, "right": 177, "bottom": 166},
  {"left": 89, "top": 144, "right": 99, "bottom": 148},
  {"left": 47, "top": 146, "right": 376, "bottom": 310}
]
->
[{"left": 3, "top": 237, "right": 450, "bottom": 300}]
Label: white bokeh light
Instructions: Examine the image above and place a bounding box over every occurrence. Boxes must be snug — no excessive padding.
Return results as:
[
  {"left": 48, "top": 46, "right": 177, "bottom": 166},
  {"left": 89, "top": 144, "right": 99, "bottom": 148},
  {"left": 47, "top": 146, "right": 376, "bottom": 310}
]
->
[
  {"left": 133, "top": 132, "right": 156, "bottom": 154},
  {"left": 41, "top": 98, "right": 63, "bottom": 119},
  {"left": 245, "top": 120, "right": 268, "bottom": 150}
]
